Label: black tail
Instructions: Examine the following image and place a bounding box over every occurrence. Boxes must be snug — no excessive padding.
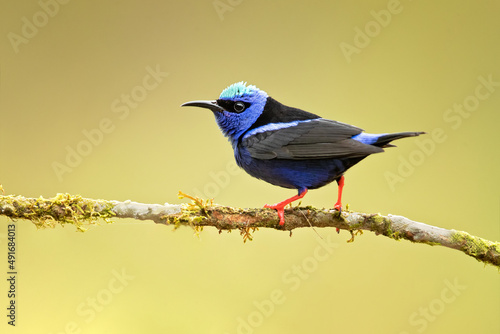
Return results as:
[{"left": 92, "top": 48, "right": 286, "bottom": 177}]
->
[{"left": 373, "top": 131, "right": 426, "bottom": 148}]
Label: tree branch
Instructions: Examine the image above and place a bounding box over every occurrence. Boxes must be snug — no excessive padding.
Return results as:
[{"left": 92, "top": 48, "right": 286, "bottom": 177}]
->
[{"left": 1, "top": 193, "right": 498, "bottom": 268}]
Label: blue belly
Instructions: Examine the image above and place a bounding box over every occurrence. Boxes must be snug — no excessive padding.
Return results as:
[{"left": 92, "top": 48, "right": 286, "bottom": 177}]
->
[{"left": 235, "top": 146, "right": 366, "bottom": 191}]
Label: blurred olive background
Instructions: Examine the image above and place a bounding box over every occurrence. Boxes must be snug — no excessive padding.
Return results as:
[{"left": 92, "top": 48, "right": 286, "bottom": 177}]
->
[{"left": 1, "top": 1, "right": 499, "bottom": 333}]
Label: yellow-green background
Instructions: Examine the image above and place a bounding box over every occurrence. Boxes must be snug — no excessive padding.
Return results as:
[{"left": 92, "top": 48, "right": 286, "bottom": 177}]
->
[{"left": 1, "top": 1, "right": 499, "bottom": 333}]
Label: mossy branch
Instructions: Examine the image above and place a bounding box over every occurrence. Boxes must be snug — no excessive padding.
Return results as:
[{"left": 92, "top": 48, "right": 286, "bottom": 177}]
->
[{"left": 1, "top": 193, "right": 499, "bottom": 268}]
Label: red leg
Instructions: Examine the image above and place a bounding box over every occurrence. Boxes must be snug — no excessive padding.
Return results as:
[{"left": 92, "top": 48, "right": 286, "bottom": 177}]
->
[
  {"left": 334, "top": 176, "right": 345, "bottom": 233},
  {"left": 334, "top": 176, "right": 344, "bottom": 211},
  {"left": 264, "top": 189, "right": 308, "bottom": 225}
]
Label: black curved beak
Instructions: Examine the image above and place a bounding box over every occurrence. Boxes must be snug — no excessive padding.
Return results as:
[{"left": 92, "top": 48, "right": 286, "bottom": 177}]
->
[{"left": 181, "top": 100, "right": 224, "bottom": 112}]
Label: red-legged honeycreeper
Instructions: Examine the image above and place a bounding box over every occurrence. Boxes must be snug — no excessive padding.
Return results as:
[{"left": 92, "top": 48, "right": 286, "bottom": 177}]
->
[{"left": 181, "top": 82, "right": 424, "bottom": 226}]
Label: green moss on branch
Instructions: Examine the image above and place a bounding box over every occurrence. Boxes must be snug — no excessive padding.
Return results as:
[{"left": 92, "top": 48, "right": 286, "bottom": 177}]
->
[
  {"left": 1, "top": 194, "right": 499, "bottom": 268},
  {"left": 0, "top": 193, "right": 115, "bottom": 232}
]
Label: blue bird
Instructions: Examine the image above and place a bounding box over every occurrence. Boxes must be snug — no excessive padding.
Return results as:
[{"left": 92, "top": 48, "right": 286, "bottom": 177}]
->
[{"left": 182, "top": 82, "right": 424, "bottom": 226}]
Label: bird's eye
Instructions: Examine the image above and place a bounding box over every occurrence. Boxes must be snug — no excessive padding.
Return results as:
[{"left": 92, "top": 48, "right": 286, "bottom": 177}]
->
[{"left": 234, "top": 102, "right": 246, "bottom": 112}]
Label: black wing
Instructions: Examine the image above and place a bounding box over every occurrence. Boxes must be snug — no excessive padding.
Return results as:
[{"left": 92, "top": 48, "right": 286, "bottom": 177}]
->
[{"left": 241, "top": 118, "right": 384, "bottom": 160}]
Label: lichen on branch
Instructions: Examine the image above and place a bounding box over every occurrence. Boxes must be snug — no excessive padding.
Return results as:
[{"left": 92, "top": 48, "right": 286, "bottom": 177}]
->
[
  {"left": 0, "top": 193, "right": 498, "bottom": 268},
  {"left": 0, "top": 193, "right": 115, "bottom": 232}
]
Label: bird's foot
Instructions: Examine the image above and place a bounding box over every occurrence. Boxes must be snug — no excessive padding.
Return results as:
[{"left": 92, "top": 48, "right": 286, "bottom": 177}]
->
[
  {"left": 264, "top": 189, "right": 308, "bottom": 226},
  {"left": 334, "top": 201, "right": 342, "bottom": 233},
  {"left": 264, "top": 203, "right": 286, "bottom": 226}
]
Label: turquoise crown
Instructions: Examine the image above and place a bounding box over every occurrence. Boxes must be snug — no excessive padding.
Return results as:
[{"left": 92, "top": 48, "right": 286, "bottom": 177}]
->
[{"left": 219, "top": 81, "right": 266, "bottom": 100}]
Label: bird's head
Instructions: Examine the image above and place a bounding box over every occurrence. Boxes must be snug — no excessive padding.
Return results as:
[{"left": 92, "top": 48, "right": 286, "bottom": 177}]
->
[{"left": 181, "top": 81, "right": 268, "bottom": 142}]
